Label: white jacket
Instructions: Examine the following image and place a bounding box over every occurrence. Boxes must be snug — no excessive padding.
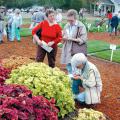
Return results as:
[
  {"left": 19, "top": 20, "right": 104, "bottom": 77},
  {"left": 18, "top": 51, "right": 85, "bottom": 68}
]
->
[
  {"left": 81, "top": 62, "right": 102, "bottom": 104},
  {"left": 12, "top": 14, "right": 22, "bottom": 28}
]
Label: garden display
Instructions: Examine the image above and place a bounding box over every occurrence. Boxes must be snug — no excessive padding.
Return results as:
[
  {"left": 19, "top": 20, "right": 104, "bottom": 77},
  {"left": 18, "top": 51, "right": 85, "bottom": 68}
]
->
[
  {"left": 1, "top": 55, "right": 33, "bottom": 69},
  {"left": 6, "top": 62, "right": 75, "bottom": 117},
  {"left": 0, "top": 84, "right": 58, "bottom": 120},
  {"left": 0, "top": 20, "right": 120, "bottom": 120},
  {"left": 76, "top": 108, "right": 106, "bottom": 120},
  {"left": 0, "top": 66, "right": 11, "bottom": 85}
]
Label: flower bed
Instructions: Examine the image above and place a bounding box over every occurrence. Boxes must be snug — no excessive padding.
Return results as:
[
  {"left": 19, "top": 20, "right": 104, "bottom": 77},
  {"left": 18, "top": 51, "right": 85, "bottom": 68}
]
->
[
  {"left": 6, "top": 62, "right": 75, "bottom": 117},
  {"left": 0, "top": 66, "right": 11, "bottom": 85},
  {"left": 0, "top": 84, "right": 58, "bottom": 120},
  {"left": 1, "top": 55, "right": 33, "bottom": 69}
]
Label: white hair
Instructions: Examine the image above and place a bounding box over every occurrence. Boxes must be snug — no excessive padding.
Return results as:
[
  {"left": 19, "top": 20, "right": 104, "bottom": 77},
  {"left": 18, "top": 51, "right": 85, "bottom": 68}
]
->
[
  {"left": 71, "top": 53, "right": 87, "bottom": 74},
  {"left": 71, "top": 53, "right": 87, "bottom": 67}
]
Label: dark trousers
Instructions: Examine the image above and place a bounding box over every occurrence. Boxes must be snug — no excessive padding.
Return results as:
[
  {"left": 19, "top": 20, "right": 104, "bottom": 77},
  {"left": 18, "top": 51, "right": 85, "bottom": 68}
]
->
[
  {"left": 110, "top": 25, "right": 118, "bottom": 36},
  {"left": 36, "top": 45, "right": 57, "bottom": 68}
]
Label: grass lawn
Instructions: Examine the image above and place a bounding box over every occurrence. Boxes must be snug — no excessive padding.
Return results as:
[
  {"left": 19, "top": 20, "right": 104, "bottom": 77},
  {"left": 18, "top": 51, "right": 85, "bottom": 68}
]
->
[
  {"left": 20, "top": 28, "right": 32, "bottom": 37},
  {"left": 87, "top": 40, "right": 120, "bottom": 53},
  {"left": 87, "top": 40, "right": 110, "bottom": 53},
  {"left": 92, "top": 49, "right": 120, "bottom": 63},
  {"left": 23, "top": 18, "right": 31, "bottom": 25},
  {"left": 88, "top": 40, "right": 120, "bottom": 63}
]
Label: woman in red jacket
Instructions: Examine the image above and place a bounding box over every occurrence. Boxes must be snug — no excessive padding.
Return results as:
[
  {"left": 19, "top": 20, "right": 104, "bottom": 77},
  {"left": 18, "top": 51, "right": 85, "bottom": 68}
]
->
[{"left": 32, "top": 9, "right": 62, "bottom": 68}]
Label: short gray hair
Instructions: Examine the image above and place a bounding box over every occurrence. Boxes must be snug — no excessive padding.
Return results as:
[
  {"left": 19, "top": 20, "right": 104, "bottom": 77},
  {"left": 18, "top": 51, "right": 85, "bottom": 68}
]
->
[{"left": 67, "top": 9, "right": 78, "bottom": 19}]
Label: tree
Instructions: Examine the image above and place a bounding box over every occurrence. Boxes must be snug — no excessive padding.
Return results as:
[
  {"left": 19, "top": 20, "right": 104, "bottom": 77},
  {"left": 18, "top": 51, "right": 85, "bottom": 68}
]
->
[
  {"left": 0, "top": 0, "right": 94, "bottom": 10},
  {"left": 0, "top": 0, "right": 4, "bottom": 6}
]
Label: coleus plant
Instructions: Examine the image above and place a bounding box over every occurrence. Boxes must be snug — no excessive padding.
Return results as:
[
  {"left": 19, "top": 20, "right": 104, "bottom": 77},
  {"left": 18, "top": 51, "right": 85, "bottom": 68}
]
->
[
  {"left": 1, "top": 55, "right": 33, "bottom": 69},
  {"left": 6, "top": 63, "right": 75, "bottom": 117},
  {"left": 0, "top": 84, "right": 59, "bottom": 120},
  {"left": 0, "top": 66, "right": 11, "bottom": 85}
]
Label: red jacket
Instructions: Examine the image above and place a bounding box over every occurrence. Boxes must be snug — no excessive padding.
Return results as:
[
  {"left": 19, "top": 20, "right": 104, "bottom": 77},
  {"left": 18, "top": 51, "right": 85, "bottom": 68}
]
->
[
  {"left": 32, "top": 20, "right": 62, "bottom": 48},
  {"left": 107, "top": 13, "right": 112, "bottom": 19}
]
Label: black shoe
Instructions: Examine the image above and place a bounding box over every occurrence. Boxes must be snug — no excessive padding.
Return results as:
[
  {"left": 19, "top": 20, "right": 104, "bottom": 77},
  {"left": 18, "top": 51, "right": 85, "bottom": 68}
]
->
[{"left": 74, "top": 99, "right": 86, "bottom": 106}]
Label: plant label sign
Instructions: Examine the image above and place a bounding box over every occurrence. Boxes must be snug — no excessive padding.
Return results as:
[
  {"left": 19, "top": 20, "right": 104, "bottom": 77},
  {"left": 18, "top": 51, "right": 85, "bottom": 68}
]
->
[
  {"left": 110, "top": 44, "right": 116, "bottom": 50},
  {"left": 110, "top": 44, "right": 116, "bottom": 61}
]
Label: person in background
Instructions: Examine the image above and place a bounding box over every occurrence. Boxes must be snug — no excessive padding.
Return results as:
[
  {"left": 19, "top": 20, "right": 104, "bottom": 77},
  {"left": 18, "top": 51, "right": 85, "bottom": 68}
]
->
[
  {"left": 110, "top": 13, "right": 119, "bottom": 36},
  {"left": 29, "top": 9, "right": 36, "bottom": 30},
  {"left": 43, "top": 6, "right": 49, "bottom": 15},
  {"left": 11, "top": 9, "right": 22, "bottom": 42},
  {"left": 32, "top": 9, "right": 62, "bottom": 68},
  {"left": 0, "top": 14, "right": 4, "bottom": 44},
  {"left": 61, "top": 9, "right": 87, "bottom": 75},
  {"left": 118, "top": 11, "right": 120, "bottom": 23},
  {"left": 71, "top": 53, "right": 102, "bottom": 105},
  {"left": 56, "top": 9, "right": 63, "bottom": 24},
  {"left": 6, "top": 9, "right": 13, "bottom": 41},
  {"left": 79, "top": 8, "right": 84, "bottom": 19},
  {"left": 107, "top": 10, "right": 112, "bottom": 32},
  {"left": 98, "top": 8, "right": 102, "bottom": 17},
  {"left": 32, "top": 8, "right": 46, "bottom": 27}
]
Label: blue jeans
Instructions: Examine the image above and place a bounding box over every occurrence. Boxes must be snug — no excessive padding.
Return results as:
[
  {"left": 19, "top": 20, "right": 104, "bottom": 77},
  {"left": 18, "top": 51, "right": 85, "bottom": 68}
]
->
[
  {"left": 66, "top": 63, "right": 82, "bottom": 94},
  {"left": 0, "top": 32, "right": 2, "bottom": 42},
  {"left": 108, "top": 19, "right": 111, "bottom": 32},
  {"left": 7, "top": 25, "right": 12, "bottom": 41}
]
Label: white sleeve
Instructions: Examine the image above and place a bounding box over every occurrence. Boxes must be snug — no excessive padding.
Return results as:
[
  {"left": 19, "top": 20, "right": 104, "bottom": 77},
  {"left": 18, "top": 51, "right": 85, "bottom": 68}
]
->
[{"left": 82, "top": 70, "right": 96, "bottom": 88}]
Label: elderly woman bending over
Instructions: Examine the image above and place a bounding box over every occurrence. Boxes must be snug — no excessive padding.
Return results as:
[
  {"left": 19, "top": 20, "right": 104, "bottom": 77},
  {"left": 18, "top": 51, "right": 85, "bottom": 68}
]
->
[{"left": 71, "top": 53, "right": 102, "bottom": 105}]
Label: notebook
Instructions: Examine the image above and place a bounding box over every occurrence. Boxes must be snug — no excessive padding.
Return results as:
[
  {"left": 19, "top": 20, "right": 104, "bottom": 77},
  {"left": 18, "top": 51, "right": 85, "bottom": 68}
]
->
[{"left": 41, "top": 41, "right": 53, "bottom": 53}]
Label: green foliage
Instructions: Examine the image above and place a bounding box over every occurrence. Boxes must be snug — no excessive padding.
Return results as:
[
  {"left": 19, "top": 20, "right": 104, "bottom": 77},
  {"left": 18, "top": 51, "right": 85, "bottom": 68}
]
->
[
  {"left": 88, "top": 19, "right": 107, "bottom": 32},
  {"left": 70, "top": 0, "right": 83, "bottom": 11},
  {"left": 89, "top": 26, "right": 106, "bottom": 32},
  {"left": 59, "top": 22, "right": 66, "bottom": 29},
  {"left": 20, "top": 28, "right": 32, "bottom": 37},
  {"left": 79, "top": 18, "right": 89, "bottom": 31},
  {"left": 79, "top": 18, "right": 107, "bottom": 33},
  {"left": 0, "top": 0, "right": 4, "bottom": 6},
  {"left": 6, "top": 62, "right": 75, "bottom": 117},
  {"left": 76, "top": 108, "right": 106, "bottom": 120},
  {"left": 118, "top": 24, "right": 120, "bottom": 30},
  {"left": 1, "top": 0, "right": 65, "bottom": 8},
  {"left": 1, "top": 0, "right": 90, "bottom": 9},
  {"left": 2, "top": 0, "right": 33, "bottom": 8}
]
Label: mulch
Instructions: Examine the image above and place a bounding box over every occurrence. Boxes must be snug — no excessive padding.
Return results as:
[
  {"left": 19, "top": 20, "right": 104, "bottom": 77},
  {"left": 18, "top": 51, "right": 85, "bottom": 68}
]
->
[{"left": 88, "top": 32, "right": 120, "bottom": 45}]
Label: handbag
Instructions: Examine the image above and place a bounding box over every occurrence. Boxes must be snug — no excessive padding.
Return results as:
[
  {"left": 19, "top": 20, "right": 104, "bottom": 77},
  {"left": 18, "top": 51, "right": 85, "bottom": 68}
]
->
[
  {"left": 33, "top": 28, "right": 42, "bottom": 44},
  {"left": 36, "top": 29, "right": 42, "bottom": 39},
  {"left": 71, "top": 27, "right": 87, "bottom": 56}
]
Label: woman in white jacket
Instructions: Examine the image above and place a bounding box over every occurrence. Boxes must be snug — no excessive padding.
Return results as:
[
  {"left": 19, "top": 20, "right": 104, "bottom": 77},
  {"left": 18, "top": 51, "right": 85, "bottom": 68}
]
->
[
  {"left": 71, "top": 53, "right": 102, "bottom": 105},
  {"left": 11, "top": 9, "right": 22, "bottom": 42}
]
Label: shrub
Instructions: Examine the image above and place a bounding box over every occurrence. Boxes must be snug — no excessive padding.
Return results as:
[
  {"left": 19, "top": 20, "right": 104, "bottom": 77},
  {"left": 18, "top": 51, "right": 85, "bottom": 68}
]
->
[{"left": 6, "top": 62, "right": 75, "bottom": 117}]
